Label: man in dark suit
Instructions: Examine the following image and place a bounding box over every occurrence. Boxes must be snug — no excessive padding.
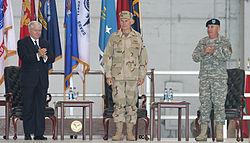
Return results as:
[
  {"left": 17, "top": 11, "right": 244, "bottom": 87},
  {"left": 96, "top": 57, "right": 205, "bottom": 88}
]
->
[{"left": 17, "top": 21, "right": 55, "bottom": 140}]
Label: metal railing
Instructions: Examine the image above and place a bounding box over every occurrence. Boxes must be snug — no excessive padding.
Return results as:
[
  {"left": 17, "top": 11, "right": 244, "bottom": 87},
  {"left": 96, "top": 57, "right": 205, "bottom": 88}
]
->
[
  {"left": 145, "top": 70, "right": 250, "bottom": 120},
  {"left": 50, "top": 69, "right": 250, "bottom": 120}
]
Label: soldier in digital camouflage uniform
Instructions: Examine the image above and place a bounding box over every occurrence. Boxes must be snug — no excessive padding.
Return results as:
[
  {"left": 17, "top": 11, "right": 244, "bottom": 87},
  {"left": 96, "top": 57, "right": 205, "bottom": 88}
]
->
[
  {"left": 103, "top": 11, "right": 148, "bottom": 141},
  {"left": 192, "top": 19, "right": 232, "bottom": 142}
]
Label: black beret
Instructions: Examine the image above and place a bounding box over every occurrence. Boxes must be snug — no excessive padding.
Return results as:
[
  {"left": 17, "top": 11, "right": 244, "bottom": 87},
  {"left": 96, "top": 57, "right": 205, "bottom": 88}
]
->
[{"left": 206, "top": 19, "right": 220, "bottom": 27}]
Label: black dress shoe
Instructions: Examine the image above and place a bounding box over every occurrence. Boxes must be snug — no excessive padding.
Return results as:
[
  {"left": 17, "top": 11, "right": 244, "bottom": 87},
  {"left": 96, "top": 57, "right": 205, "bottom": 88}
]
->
[
  {"left": 24, "top": 134, "right": 32, "bottom": 140},
  {"left": 34, "top": 136, "right": 47, "bottom": 140}
]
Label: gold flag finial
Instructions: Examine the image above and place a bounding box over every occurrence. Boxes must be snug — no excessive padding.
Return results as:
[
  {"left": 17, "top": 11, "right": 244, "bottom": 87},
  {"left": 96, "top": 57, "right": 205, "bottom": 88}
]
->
[{"left": 247, "top": 57, "right": 250, "bottom": 69}]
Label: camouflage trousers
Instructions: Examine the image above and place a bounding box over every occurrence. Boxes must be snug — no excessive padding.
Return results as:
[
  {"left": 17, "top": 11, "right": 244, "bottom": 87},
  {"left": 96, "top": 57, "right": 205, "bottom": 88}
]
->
[
  {"left": 199, "top": 78, "right": 227, "bottom": 125},
  {"left": 112, "top": 80, "right": 138, "bottom": 125}
]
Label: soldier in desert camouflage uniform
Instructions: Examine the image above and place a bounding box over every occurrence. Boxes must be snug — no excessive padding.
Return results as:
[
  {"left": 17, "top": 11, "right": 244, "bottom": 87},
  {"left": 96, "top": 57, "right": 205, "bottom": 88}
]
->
[
  {"left": 192, "top": 19, "right": 232, "bottom": 142},
  {"left": 103, "top": 11, "right": 148, "bottom": 141}
]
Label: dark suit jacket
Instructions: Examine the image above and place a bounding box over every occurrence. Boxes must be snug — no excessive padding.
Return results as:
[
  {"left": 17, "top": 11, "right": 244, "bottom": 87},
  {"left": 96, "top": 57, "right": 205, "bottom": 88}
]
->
[{"left": 17, "top": 36, "right": 55, "bottom": 88}]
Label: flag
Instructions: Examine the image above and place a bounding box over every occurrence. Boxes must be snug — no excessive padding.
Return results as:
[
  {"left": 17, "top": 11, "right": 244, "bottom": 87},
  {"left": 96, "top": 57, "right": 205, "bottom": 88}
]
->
[
  {"left": 64, "top": 0, "right": 79, "bottom": 90},
  {"left": 0, "top": 0, "right": 16, "bottom": 85},
  {"left": 245, "top": 75, "right": 250, "bottom": 93},
  {"left": 116, "top": 0, "right": 129, "bottom": 29},
  {"left": 20, "top": 0, "right": 36, "bottom": 39},
  {"left": 98, "top": 0, "right": 117, "bottom": 69},
  {"left": 129, "top": 0, "right": 141, "bottom": 33},
  {"left": 242, "top": 75, "right": 250, "bottom": 137},
  {"left": 77, "top": 0, "right": 90, "bottom": 82},
  {"left": 19, "top": 0, "right": 36, "bottom": 66},
  {"left": 38, "top": 0, "right": 62, "bottom": 73}
]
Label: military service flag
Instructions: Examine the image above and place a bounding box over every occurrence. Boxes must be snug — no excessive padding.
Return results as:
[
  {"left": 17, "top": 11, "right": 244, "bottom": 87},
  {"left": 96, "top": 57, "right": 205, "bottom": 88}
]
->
[
  {"left": 0, "top": 0, "right": 16, "bottom": 85},
  {"left": 98, "top": 0, "right": 117, "bottom": 69},
  {"left": 77, "top": 0, "right": 90, "bottom": 83},
  {"left": 64, "top": 0, "right": 79, "bottom": 90},
  {"left": 38, "top": 0, "right": 62, "bottom": 73},
  {"left": 19, "top": 0, "right": 36, "bottom": 66},
  {"left": 20, "top": 0, "right": 36, "bottom": 39},
  {"left": 117, "top": 0, "right": 129, "bottom": 29},
  {"left": 129, "top": 0, "right": 141, "bottom": 33}
]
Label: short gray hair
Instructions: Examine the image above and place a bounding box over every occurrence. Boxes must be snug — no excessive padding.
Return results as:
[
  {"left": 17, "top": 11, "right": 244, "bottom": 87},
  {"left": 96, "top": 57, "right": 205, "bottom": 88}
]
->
[{"left": 28, "top": 21, "right": 42, "bottom": 31}]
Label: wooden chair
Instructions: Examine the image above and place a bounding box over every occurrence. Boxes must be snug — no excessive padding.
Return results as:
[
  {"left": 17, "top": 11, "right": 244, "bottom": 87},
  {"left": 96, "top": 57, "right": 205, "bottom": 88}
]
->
[
  {"left": 102, "top": 77, "right": 150, "bottom": 140},
  {"left": 223, "top": 69, "right": 245, "bottom": 142},
  {"left": 4, "top": 66, "right": 57, "bottom": 140}
]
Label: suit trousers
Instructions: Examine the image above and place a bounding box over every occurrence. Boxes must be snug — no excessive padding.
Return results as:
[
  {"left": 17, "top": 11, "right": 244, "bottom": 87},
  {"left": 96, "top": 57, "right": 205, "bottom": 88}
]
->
[{"left": 22, "top": 83, "right": 47, "bottom": 136}]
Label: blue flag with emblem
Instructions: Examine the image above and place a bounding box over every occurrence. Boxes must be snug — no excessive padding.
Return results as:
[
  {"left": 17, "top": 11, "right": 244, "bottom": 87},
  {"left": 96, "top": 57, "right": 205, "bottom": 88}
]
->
[
  {"left": 129, "top": 0, "right": 141, "bottom": 33},
  {"left": 98, "top": 0, "right": 117, "bottom": 69},
  {"left": 38, "top": 0, "right": 62, "bottom": 73},
  {"left": 64, "top": 0, "right": 79, "bottom": 90}
]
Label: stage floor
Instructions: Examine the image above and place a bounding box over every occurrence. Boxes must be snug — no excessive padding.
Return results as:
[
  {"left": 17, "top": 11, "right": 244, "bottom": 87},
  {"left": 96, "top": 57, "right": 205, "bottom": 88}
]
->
[{"left": 0, "top": 136, "right": 249, "bottom": 143}]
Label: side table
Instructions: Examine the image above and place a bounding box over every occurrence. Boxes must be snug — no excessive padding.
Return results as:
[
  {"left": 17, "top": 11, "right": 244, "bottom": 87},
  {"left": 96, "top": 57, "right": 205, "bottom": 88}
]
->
[
  {"left": 150, "top": 101, "right": 190, "bottom": 141},
  {"left": 0, "top": 100, "right": 9, "bottom": 140},
  {"left": 55, "top": 101, "right": 94, "bottom": 140}
]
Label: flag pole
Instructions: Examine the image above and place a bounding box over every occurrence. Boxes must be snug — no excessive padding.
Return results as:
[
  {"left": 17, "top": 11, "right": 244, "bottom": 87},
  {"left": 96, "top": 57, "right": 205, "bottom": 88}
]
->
[
  {"left": 63, "top": 28, "right": 65, "bottom": 101},
  {"left": 83, "top": 80, "right": 85, "bottom": 100},
  {"left": 63, "top": 19, "right": 66, "bottom": 101},
  {"left": 139, "top": 0, "right": 142, "bottom": 33},
  {"left": 102, "top": 73, "right": 105, "bottom": 110},
  {"left": 141, "top": 82, "right": 144, "bottom": 95},
  {"left": 83, "top": 65, "right": 86, "bottom": 100}
]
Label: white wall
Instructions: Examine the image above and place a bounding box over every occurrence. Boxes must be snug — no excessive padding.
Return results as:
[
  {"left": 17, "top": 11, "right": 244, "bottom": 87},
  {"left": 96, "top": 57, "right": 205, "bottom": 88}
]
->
[{"left": 245, "top": 0, "right": 250, "bottom": 70}]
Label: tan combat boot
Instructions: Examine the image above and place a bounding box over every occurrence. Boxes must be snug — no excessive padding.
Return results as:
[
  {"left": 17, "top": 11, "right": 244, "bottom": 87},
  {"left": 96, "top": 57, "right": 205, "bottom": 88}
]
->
[
  {"left": 112, "top": 122, "right": 124, "bottom": 141},
  {"left": 216, "top": 124, "right": 224, "bottom": 142},
  {"left": 195, "top": 124, "right": 208, "bottom": 141},
  {"left": 126, "top": 123, "right": 135, "bottom": 141}
]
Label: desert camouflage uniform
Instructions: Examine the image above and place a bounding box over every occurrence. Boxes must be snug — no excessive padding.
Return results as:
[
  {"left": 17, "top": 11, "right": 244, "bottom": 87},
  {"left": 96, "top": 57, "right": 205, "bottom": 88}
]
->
[
  {"left": 192, "top": 35, "right": 232, "bottom": 125},
  {"left": 103, "top": 28, "right": 148, "bottom": 125}
]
